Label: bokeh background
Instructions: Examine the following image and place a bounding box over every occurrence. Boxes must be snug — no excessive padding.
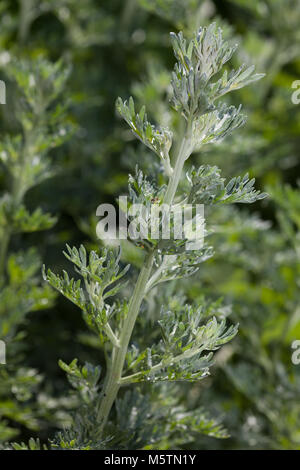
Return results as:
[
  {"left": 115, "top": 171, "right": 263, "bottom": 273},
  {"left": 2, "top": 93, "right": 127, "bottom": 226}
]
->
[{"left": 0, "top": 0, "right": 299, "bottom": 449}]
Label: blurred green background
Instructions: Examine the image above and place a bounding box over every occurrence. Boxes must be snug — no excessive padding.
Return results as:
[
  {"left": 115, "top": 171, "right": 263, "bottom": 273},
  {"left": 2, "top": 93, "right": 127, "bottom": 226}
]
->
[{"left": 0, "top": 0, "right": 299, "bottom": 449}]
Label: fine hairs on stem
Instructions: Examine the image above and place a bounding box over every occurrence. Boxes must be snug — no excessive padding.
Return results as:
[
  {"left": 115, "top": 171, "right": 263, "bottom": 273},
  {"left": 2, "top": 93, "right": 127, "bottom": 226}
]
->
[{"left": 44, "top": 23, "right": 266, "bottom": 448}]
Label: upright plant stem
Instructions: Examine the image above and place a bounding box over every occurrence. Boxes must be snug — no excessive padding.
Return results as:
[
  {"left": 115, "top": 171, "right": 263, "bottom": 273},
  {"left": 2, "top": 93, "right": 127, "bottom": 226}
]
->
[
  {"left": 98, "top": 118, "right": 193, "bottom": 434},
  {"left": 98, "top": 251, "right": 154, "bottom": 432}
]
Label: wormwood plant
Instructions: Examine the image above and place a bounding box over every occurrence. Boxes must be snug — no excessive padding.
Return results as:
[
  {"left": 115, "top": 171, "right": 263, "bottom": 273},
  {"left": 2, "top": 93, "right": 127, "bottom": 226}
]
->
[
  {"left": 43, "top": 24, "right": 266, "bottom": 449},
  {"left": 0, "top": 57, "right": 73, "bottom": 441}
]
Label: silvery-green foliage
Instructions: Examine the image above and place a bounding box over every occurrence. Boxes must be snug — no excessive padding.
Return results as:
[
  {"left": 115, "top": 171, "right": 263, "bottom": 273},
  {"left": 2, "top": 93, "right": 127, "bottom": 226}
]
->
[
  {"left": 59, "top": 359, "right": 101, "bottom": 404},
  {"left": 43, "top": 246, "right": 129, "bottom": 345},
  {"left": 117, "top": 97, "right": 173, "bottom": 176},
  {"left": 1, "top": 0, "right": 295, "bottom": 450},
  {"left": 170, "top": 23, "right": 264, "bottom": 120},
  {"left": 42, "top": 23, "right": 266, "bottom": 449},
  {"left": 125, "top": 167, "right": 214, "bottom": 255},
  {"left": 0, "top": 56, "right": 73, "bottom": 441},
  {"left": 113, "top": 387, "right": 229, "bottom": 449},
  {"left": 192, "top": 104, "right": 245, "bottom": 148},
  {"left": 122, "top": 303, "right": 238, "bottom": 384},
  {"left": 127, "top": 167, "right": 164, "bottom": 204},
  {"left": 147, "top": 246, "right": 214, "bottom": 288},
  {"left": 125, "top": 167, "right": 200, "bottom": 253},
  {"left": 19, "top": 384, "right": 228, "bottom": 450},
  {"left": 186, "top": 165, "right": 268, "bottom": 205}
]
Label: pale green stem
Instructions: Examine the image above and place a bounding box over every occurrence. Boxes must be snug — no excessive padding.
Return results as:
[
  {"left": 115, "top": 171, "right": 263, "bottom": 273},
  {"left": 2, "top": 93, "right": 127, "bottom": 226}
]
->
[
  {"left": 97, "top": 118, "right": 194, "bottom": 434},
  {"left": 163, "top": 119, "right": 193, "bottom": 206},
  {"left": 97, "top": 251, "right": 154, "bottom": 432},
  {"left": 104, "top": 322, "right": 120, "bottom": 349}
]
